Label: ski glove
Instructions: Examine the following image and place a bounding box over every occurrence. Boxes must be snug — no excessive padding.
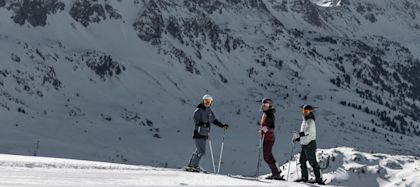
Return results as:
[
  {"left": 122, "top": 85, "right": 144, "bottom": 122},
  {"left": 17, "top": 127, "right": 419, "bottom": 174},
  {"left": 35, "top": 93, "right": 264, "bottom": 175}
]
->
[
  {"left": 292, "top": 132, "right": 305, "bottom": 143},
  {"left": 222, "top": 123, "right": 229, "bottom": 129},
  {"left": 261, "top": 126, "right": 268, "bottom": 133},
  {"left": 292, "top": 132, "right": 300, "bottom": 143}
]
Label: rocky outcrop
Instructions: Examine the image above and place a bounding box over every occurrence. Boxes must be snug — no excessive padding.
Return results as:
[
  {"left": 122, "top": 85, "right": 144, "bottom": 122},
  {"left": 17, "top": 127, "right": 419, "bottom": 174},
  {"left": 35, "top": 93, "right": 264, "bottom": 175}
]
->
[
  {"left": 6, "top": 0, "right": 65, "bottom": 27},
  {"left": 81, "top": 51, "right": 126, "bottom": 81},
  {"left": 132, "top": 0, "right": 164, "bottom": 44},
  {"left": 69, "top": 0, "right": 122, "bottom": 27}
]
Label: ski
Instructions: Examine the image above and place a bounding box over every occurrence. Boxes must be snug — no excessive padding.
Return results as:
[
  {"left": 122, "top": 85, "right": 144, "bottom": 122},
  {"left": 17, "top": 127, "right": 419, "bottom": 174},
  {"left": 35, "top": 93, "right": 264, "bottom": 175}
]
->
[
  {"left": 306, "top": 178, "right": 327, "bottom": 185},
  {"left": 227, "top": 174, "right": 270, "bottom": 183},
  {"left": 182, "top": 166, "right": 210, "bottom": 174},
  {"left": 228, "top": 174, "right": 259, "bottom": 181},
  {"left": 294, "top": 178, "right": 327, "bottom": 185},
  {"left": 267, "top": 175, "right": 285, "bottom": 181}
]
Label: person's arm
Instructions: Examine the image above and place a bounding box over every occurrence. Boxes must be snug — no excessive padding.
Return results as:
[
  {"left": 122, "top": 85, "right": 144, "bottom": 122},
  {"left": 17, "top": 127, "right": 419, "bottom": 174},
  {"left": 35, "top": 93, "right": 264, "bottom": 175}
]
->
[
  {"left": 211, "top": 111, "right": 228, "bottom": 129},
  {"left": 193, "top": 108, "right": 202, "bottom": 126},
  {"left": 299, "top": 119, "right": 313, "bottom": 137},
  {"left": 293, "top": 120, "right": 306, "bottom": 142},
  {"left": 307, "top": 119, "right": 316, "bottom": 140},
  {"left": 294, "top": 120, "right": 307, "bottom": 142},
  {"left": 213, "top": 118, "right": 224, "bottom": 127},
  {"left": 266, "top": 113, "right": 275, "bottom": 129}
]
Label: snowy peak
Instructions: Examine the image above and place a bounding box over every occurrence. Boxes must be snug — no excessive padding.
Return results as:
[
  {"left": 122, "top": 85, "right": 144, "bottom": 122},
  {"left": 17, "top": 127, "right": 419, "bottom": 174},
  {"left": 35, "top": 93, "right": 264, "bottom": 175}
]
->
[
  {"left": 310, "top": 0, "right": 342, "bottom": 7},
  {"left": 266, "top": 0, "right": 420, "bottom": 36}
]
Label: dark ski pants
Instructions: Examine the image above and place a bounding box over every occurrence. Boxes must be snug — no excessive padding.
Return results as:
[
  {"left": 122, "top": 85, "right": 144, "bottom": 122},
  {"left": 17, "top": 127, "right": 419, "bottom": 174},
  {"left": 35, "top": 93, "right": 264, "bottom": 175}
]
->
[
  {"left": 263, "top": 140, "right": 280, "bottom": 176},
  {"left": 188, "top": 138, "right": 207, "bottom": 168},
  {"left": 299, "top": 140, "right": 321, "bottom": 181}
]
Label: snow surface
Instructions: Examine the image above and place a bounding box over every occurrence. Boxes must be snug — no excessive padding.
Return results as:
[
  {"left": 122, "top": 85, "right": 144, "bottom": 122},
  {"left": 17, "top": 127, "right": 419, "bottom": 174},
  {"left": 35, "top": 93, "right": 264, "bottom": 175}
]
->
[
  {"left": 0, "top": 147, "right": 418, "bottom": 187},
  {"left": 0, "top": 153, "right": 306, "bottom": 187}
]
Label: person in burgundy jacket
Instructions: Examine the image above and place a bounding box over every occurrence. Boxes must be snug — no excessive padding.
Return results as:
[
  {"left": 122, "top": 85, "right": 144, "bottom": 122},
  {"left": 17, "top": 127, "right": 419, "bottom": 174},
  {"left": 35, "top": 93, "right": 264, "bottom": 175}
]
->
[{"left": 260, "top": 98, "right": 282, "bottom": 180}]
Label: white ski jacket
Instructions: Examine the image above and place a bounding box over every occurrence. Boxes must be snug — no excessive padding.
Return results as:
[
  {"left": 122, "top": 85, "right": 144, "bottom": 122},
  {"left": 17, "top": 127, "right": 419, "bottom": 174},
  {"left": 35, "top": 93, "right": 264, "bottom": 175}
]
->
[{"left": 299, "top": 117, "right": 316, "bottom": 145}]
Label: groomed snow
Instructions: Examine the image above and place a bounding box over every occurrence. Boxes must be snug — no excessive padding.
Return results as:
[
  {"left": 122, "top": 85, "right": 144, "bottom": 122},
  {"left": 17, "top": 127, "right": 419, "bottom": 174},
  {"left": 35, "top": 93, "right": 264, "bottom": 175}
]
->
[{"left": 0, "top": 147, "right": 418, "bottom": 187}]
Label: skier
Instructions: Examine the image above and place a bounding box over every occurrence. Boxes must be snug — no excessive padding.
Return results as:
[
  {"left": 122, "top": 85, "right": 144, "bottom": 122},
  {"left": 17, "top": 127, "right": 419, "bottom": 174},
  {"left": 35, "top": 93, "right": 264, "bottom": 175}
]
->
[
  {"left": 293, "top": 105, "right": 324, "bottom": 185},
  {"left": 186, "top": 94, "right": 229, "bottom": 172},
  {"left": 259, "top": 98, "right": 283, "bottom": 180}
]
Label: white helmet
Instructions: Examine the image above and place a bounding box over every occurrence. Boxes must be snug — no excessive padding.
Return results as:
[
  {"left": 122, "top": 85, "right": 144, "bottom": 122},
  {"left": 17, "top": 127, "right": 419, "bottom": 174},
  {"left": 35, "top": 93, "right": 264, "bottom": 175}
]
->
[{"left": 202, "top": 94, "right": 213, "bottom": 101}]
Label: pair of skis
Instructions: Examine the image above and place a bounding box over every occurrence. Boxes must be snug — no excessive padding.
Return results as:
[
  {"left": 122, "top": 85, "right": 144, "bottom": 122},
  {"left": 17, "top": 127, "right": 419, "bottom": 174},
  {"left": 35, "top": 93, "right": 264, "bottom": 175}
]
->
[{"left": 228, "top": 174, "right": 326, "bottom": 185}]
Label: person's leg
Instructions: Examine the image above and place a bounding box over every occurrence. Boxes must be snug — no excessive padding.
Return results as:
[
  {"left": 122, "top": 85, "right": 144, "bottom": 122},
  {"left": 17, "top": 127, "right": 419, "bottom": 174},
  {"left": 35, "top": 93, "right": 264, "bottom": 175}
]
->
[
  {"left": 306, "top": 141, "right": 322, "bottom": 182},
  {"left": 189, "top": 138, "right": 207, "bottom": 168},
  {"left": 299, "top": 146, "right": 309, "bottom": 181},
  {"left": 263, "top": 141, "right": 280, "bottom": 176}
]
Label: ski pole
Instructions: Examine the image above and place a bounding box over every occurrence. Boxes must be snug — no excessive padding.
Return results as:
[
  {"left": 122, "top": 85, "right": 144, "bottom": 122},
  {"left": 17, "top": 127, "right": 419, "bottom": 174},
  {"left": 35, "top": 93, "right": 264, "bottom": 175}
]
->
[
  {"left": 255, "top": 133, "right": 265, "bottom": 177},
  {"left": 287, "top": 142, "right": 295, "bottom": 181},
  {"left": 296, "top": 153, "right": 299, "bottom": 179},
  {"left": 217, "top": 128, "right": 227, "bottom": 174},
  {"left": 208, "top": 138, "right": 216, "bottom": 173}
]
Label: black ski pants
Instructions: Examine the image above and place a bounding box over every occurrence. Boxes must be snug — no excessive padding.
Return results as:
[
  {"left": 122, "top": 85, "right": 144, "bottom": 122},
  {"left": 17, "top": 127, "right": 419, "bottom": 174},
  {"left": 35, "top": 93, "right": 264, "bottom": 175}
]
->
[{"left": 299, "top": 140, "right": 321, "bottom": 182}]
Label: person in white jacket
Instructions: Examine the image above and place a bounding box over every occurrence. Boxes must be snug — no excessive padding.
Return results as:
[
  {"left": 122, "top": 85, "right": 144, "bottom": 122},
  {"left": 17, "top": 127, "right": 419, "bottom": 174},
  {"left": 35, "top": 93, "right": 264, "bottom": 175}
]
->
[{"left": 293, "top": 105, "right": 324, "bottom": 185}]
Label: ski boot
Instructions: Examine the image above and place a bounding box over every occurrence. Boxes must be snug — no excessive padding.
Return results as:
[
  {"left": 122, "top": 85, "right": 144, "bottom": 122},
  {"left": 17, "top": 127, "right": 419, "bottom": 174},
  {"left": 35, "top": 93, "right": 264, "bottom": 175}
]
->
[
  {"left": 184, "top": 166, "right": 201, "bottom": 172},
  {"left": 308, "top": 178, "right": 326, "bottom": 185},
  {"left": 265, "top": 174, "right": 285, "bottom": 180},
  {"left": 294, "top": 178, "right": 308, "bottom": 182},
  {"left": 184, "top": 166, "right": 208, "bottom": 173}
]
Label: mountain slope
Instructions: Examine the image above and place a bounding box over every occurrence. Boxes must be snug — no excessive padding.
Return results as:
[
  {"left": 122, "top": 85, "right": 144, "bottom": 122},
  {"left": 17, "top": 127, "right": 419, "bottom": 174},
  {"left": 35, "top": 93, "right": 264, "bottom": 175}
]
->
[{"left": 0, "top": 0, "right": 419, "bottom": 177}]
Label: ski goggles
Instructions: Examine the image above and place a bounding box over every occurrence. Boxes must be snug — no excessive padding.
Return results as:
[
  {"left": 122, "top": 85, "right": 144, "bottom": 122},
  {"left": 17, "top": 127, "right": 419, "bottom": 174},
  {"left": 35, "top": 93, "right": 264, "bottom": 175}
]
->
[
  {"left": 302, "top": 109, "right": 313, "bottom": 113},
  {"left": 262, "top": 103, "right": 271, "bottom": 107},
  {"left": 203, "top": 99, "right": 213, "bottom": 105}
]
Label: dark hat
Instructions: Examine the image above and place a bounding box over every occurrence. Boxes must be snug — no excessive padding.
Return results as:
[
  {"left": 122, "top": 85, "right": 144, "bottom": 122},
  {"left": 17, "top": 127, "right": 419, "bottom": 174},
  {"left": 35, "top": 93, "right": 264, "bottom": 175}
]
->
[{"left": 302, "top": 105, "right": 316, "bottom": 110}]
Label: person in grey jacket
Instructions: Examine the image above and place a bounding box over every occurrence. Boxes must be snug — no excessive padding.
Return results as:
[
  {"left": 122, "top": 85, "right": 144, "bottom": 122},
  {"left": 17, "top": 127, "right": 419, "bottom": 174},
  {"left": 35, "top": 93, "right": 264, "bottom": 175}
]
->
[
  {"left": 186, "top": 94, "right": 229, "bottom": 172},
  {"left": 293, "top": 105, "right": 324, "bottom": 185}
]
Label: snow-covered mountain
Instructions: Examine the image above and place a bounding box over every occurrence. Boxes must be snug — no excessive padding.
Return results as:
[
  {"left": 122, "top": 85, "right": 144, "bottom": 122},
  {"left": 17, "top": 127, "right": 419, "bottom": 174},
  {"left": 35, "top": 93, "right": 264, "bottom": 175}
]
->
[
  {"left": 0, "top": 0, "right": 420, "bottom": 184},
  {"left": 0, "top": 147, "right": 418, "bottom": 187}
]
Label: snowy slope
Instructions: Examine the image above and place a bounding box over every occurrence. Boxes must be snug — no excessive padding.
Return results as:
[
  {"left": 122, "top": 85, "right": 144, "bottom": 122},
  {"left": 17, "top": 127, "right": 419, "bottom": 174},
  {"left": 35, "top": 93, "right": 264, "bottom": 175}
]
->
[
  {"left": 0, "top": 0, "right": 419, "bottom": 179},
  {"left": 0, "top": 147, "right": 418, "bottom": 187},
  {"left": 0, "top": 153, "right": 309, "bottom": 187},
  {"left": 283, "top": 147, "right": 420, "bottom": 187}
]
